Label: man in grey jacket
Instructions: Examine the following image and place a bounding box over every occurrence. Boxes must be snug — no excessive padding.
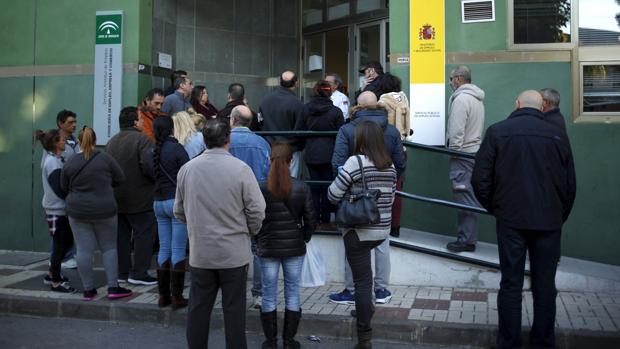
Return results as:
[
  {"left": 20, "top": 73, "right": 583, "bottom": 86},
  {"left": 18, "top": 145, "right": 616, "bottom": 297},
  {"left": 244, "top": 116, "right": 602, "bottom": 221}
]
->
[
  {"left": 175, "top": 119, "right": 266, "bottom": 349},
  {"left": 446, "top": 66, "right": 485, "bottom": 253}
]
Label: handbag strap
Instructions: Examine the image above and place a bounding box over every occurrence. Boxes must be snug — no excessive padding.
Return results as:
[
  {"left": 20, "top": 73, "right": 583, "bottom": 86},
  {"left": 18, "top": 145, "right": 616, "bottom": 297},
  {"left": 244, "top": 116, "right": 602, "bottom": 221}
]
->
[
  {"left": 355, "top": 155, "right": 367, "bottom": 190},
  {"left": 158, "top": 162, "right": 177, "bottom": 186},
  {"left": 69, "top": 152, "right": 99, "bottom": 190}
]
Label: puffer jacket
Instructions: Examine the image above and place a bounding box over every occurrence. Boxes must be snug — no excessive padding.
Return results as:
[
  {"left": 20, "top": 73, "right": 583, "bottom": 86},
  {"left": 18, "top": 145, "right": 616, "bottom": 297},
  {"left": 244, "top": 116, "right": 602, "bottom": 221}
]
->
[
  {"left": 256, "top": 178, "right": 317, "bottom": 258},
  {"left": 303, "top": 96, "right": 344, "bottom": 164}
]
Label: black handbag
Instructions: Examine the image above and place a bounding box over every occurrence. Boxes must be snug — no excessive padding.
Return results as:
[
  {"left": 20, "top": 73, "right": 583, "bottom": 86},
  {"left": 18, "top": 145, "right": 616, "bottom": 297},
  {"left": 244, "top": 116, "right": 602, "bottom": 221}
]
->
[{"left": 334, "top": 155, "right": 381, "bottom": 226}]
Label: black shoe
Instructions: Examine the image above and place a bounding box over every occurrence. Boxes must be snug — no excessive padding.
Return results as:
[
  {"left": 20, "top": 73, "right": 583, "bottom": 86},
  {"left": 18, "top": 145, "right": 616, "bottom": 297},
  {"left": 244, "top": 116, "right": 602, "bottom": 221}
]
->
[
  {"left": 43, "top": 274, "right": 68, "bottom": 285},
  {"left": 51, "top": 282, "right": 76, "bottom": 293},
  {"left": 389, "top": 226, "right": 400, "bottom": 238},
  {"left": 128, "top": 275, "right": 158, "bottom": 285},
  {"left": 107, "top": 286, "right": 133, "bottom": 300},
  {"left": 446, "top": 241, "right": 476, "bottom": 253}
]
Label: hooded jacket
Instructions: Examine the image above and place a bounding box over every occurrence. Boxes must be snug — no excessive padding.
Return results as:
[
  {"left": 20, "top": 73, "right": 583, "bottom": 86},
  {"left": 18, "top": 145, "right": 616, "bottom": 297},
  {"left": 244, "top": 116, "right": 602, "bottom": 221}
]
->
[
  {"left": 447, "top": 83, "right": 485, "bottom": 153},
  {"left": 303, "top": 96, "right": 344, "bottom": 164},
  {"left": 378, "top": 91, "right": 411, "bottom": 141},
  {"left": 331, "top": 106, "right": 405, "bottom": 176}
]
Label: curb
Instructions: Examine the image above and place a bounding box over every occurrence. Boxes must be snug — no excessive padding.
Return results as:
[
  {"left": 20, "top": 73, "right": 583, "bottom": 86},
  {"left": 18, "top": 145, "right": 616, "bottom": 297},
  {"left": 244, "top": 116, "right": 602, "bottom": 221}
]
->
[{"left": 1, "top": 294, "right": 619, "bottom": 348}]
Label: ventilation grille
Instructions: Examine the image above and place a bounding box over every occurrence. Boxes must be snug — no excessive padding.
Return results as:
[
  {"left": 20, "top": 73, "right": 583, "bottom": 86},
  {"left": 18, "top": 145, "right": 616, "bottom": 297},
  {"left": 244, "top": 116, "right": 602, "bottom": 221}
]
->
[{"left": 462, "top": 0, "right": 495, "bottom": 23}]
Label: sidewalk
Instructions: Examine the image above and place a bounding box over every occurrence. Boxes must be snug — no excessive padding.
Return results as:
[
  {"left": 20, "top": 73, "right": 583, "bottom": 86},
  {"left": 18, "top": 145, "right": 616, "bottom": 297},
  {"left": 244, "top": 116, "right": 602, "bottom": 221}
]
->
[{"left": 1, "top": 250, "right": 619, "bottom": 348}]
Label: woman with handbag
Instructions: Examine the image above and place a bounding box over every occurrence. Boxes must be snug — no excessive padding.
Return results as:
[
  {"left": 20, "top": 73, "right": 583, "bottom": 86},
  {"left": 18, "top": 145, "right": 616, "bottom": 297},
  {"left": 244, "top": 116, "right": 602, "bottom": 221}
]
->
[
  {"left": 61, "top": 127, "right": 132, "bottom": 301},
  {"left": 327, "top": 121, "right": 397, "bottom": 349},
  {"left": 152, "top": 117, "right": 190, "bottom": 309},
  {"left": 257, "top": 143, "right": 317, "bottom": 349}
]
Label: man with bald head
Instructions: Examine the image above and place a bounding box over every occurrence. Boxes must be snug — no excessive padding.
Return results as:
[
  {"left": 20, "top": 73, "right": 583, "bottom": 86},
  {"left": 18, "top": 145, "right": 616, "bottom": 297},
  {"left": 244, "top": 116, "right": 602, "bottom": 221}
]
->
[
  {"left": 228, "top": 104, "right": 271, "bottom": 310},
  {"left": 472, "top": 90, "right": 576, "bottom": 349},
  {"left": 259, "top": 70, "right": 305, "bottom": 177},
  {"left": 328, "top": 90, "right": 405, "bottom": 307}
]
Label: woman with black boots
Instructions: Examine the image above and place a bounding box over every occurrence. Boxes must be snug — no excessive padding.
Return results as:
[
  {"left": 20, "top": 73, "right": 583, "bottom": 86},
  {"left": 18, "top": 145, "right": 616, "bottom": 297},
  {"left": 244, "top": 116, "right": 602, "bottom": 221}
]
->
[
  {"left": 152, "top": 117, "right": 190, "bottom": 309},
  {"left": 328, "top": 121, "right": 397, "bottom": 348},
  {"left": 257, "top": 143, "right": 316, "bottom": 349}
]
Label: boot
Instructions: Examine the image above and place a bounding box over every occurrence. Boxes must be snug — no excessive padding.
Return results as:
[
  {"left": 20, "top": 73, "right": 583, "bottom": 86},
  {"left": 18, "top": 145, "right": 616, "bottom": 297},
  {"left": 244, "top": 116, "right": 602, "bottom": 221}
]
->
[
  {"left": 353, "top": 329, "right": 372, "bottom": 349},
  {"left": 283, "top": 309, "right": 301, "bottom": 349},
  {"left": 157, "top": 260, "right": 171, "bottom": 307},
  {"left": 260, "top": 310, "right": 278, "bottom": 349},
  {"left": 171, "top": 260, "right": 188, "bottom": 310}
]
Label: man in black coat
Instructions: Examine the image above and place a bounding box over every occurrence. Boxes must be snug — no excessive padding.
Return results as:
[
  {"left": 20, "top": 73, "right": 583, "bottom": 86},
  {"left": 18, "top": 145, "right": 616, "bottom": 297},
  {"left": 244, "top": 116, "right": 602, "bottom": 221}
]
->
[
  {"left": 540, "top": 87, "right": 567, "bottom": 132},
  {"left": 216, "top": 83, "right": 260, "bottom": 131},
  {"left": 472, "top": 90, "right": 576, "bottom": 349},
  {"left": 259, "top": 71, "right": 305, "bottom": 177}
]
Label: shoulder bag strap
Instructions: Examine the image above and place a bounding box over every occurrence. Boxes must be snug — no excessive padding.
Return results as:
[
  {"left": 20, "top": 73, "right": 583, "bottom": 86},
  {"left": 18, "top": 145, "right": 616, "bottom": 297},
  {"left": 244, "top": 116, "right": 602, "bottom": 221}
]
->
[
  {"left": 158, "top": 162, "right": 177, "bottom": 186},
  {"left": 69, "top": 152, "right": 99, "bottom": 190},
  {"left": 355, "top": 155, "right": 367, "bottom": 190}
]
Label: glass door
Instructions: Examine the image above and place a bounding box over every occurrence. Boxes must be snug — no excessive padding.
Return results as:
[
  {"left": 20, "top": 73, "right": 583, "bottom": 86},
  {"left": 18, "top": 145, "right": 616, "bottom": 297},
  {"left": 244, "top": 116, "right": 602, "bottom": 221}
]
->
[{"left": 355, "top": 20, "right": 388, "bottom": 92}]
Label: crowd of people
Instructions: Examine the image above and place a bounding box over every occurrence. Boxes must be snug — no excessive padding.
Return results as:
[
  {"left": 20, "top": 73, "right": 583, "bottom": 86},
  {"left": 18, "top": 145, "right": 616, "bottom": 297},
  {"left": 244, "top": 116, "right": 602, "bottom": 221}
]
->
[{"left": 34, "top": 62, "right": 575, "bottom": 349}]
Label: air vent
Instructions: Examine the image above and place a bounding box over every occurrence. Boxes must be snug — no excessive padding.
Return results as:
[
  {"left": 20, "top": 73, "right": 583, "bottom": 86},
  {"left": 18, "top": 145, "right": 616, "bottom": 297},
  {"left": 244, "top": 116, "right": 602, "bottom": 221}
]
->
[{"left": 461, "top": 0, "right": 495, "bottom": 23}]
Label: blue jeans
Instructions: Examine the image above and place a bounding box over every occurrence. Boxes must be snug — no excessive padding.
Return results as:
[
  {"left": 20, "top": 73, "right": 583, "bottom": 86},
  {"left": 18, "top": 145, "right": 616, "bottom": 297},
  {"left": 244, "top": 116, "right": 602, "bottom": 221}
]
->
[
  {"left": 154, "top": 199, "right": 188, "bottom": 266},
  {"left": 251, "top": 238, "right": 262, "bottom": 297},
  {"left": 260, "top": 255, "right": 304, "bottom": 312}
]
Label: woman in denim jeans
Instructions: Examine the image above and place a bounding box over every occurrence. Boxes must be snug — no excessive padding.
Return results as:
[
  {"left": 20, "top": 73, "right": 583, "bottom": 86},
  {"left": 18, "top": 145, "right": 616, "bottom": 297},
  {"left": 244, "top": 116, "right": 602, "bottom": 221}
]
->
[
  {"left": 327, "top": 121, "right": 397, "bottom": 349},
  {"left": 152, "top": 117, "right": 190, "bottom": 309},
  {"left": 257, "top": 143, "right": 316, "bottom": 349}
]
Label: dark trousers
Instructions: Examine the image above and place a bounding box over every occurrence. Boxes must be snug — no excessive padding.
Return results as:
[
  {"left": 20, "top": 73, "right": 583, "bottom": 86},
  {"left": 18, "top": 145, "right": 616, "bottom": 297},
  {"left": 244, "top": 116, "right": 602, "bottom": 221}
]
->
[
  {"left": 117, "top": 212, "right": 157, "bottom": 279},
  {"left": 392, "top": 175, "right": 404, "bottom": 228},
  {"left": 343, "top": 230, "right": 384, "bottom": 333},
  {"left": 496, "top": 222, "right": 561, "bottom": 349},
  {"left": 49, "top": 215, "right": 74, "bottom": 282},
  {"left": 307, "top": 163, "right": 334, "bottom": 223},
  {"left": 187, "top": 264, "right": 248, "bottom": 349}
]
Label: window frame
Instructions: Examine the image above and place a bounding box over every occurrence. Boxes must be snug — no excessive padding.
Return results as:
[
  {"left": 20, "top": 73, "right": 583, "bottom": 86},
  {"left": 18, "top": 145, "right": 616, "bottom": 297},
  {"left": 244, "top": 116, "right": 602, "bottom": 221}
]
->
[{"left": 507, "top": 0, "right": 576, "bottom": 51}]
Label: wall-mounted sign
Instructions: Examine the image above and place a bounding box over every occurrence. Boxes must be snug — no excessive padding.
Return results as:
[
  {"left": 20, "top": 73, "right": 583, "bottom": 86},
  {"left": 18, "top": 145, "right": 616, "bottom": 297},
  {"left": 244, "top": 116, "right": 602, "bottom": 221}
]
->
[
  {"left": 158, "top": 52, "right": 172, "bottom": 69},
  {"left": 409, "top": 1, "right": 445, "bottom": 145},
  {"left": 93, "top": 10, "right": 123, "bottom": 145}
]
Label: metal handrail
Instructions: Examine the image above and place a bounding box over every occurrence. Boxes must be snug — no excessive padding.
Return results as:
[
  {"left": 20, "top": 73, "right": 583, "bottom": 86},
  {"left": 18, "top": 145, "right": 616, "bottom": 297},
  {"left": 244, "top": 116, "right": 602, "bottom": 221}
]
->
[
  {"left": 255, "top": 130, "right": 484, "bottom": 214},
  {"left": 254, "top": 130, "right": 476, "bottom": 159}
]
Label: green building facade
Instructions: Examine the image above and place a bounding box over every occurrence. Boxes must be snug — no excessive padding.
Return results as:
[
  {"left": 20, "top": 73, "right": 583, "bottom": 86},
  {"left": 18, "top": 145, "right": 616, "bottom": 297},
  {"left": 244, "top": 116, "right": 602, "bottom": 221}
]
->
[{"left": 1, "top": 0, "right": 618, "bottom": 265}]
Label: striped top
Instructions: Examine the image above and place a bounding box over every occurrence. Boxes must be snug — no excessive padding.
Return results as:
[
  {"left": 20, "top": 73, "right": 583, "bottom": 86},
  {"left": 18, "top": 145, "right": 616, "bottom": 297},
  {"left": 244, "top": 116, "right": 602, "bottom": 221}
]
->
[{"left": 328, "top": 155, "right": 397, "bottom": 241}]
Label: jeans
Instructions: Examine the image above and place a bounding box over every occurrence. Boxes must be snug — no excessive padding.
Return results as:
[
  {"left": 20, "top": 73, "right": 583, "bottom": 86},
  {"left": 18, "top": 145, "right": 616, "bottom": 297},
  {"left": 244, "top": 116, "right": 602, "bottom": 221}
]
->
[
  {"left": 344, "top": 238, "right": 390, "bottom": 291},
  {"left": 449, "top": 157, "right": 481, "bottom": 244},
  {"left": 250, "top": 238, "right": 262, "bottom": 297},
  {"left": 307, "top": 163, "right": 334, "bottom": 223},
  {"left": 344, "top": 230, "right": 383, "bottom": 333},
  {"left": 496, "top": 222, "right": 561, "bottom": 349},
  {"left": 69, "top": 216, "right": 119, "bottom": 290},
  {"left": 154, "top": 199, "right": 188, "bottom": 266},
  {"left": 187, "top": 264, "right": 248, "bottom": 349},
  {"left": 260, "top": 255, "right": 304, "bottom": 312},
  {"left": 117, "top": 211, "right": 157, "bottom": 279}
]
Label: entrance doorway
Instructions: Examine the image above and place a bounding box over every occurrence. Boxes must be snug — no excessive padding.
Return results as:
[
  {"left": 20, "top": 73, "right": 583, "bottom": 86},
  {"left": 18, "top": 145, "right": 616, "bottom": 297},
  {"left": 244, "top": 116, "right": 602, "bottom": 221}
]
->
[{"left": 302, "top": 18, "right": 388, "bottom": 102}]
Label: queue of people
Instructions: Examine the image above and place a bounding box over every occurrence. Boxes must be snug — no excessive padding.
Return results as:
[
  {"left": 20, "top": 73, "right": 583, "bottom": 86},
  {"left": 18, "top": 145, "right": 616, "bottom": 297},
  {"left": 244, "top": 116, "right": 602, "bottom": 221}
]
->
[{"left": 33, "top": 64, "right": 575, "bottom": 349}]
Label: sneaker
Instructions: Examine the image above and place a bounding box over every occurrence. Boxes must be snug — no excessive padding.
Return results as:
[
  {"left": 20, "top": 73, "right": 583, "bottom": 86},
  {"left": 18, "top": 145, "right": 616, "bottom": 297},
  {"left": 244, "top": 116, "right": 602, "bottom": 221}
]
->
[
  {"left": 83, "top": 289, "right": 98, "bottom": 301},
  {"left": 61, "top": 258, "right": 78, "bottom": 269},
  {"left": 328, "top": 289, "right": 355, "bottom": 305},
  {"left": 43, "top": 274, "right": 68, "bottom": 285},
  {"left": 253, "top": 295, "right": 262, "bottom": 309},
  {"left": 128, "top": 275, "right": 157, "bottom": 286},
  {"left": 446, "top": 241, "right": 476, "bottom": 253},
  {"left": 51, "top": 282, "right": 76, "bottom": 293},
  {"left": 107, "top": 286, "right": 133, "bottom": 300},
  {"left": 117, "top": 278, "right": 128, "bottom": 284},
  {"left": 375, "top": 288, "right": 392, "bottom": 304}
]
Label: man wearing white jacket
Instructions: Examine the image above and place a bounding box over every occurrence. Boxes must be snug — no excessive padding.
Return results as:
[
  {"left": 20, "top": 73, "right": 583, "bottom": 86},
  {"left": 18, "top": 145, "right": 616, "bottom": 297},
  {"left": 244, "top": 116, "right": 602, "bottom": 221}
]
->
[{"left": 446, "top": 65, "right": 485, "bottom": 253}]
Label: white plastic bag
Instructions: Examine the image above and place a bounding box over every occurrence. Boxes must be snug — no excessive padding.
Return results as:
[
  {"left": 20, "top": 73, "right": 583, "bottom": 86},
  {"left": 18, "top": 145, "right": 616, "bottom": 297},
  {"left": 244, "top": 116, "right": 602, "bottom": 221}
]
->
[{"left": 300, "top": 239, "right": 326, "bottom": 287}]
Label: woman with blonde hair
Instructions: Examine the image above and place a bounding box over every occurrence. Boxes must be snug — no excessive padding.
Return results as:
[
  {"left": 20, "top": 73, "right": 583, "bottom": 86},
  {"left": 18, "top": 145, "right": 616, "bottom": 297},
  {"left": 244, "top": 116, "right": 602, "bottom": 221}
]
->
[
  {"left": 61, "top": 127, "right": 132, "bottom": 301},
  {"left": 189, "top": 110, "right": 207, "bottom": 131},
  {"left": 172, "top": 111, "right": 206, "bottom": 158}
]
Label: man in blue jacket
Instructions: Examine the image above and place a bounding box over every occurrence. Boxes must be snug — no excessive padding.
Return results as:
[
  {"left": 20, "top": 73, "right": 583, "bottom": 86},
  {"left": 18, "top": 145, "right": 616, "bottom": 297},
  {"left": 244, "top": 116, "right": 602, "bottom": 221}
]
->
[
  {"left": 328, "top": 91, "right": 405, "bottom": 306},
  {"left": 229, "top": 105, "right": 271, "bottom": 309},
  {"left": 472, "top": 90, "right": 576, "bottom": 349}
]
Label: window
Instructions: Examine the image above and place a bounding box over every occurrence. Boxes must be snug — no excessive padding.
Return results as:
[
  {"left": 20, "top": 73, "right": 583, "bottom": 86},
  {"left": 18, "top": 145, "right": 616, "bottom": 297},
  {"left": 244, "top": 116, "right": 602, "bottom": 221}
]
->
[
  {"left": 328, "top": 0, "right": 350, "bottom": 20},
  {"left": 303, "top": 0, "right": 323, "bottom": 27},
  {"left": 578, "top": 0, "right": 620, "bottom": 46},
  {"left": 582, "top": 64, "right": 620, "bottom": 114},
  {"left": 356, "top": 0, "right": 382, "bottom": 14},
  {"left": 509, "top": 0, "right": 573, "bottom": 48}
]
